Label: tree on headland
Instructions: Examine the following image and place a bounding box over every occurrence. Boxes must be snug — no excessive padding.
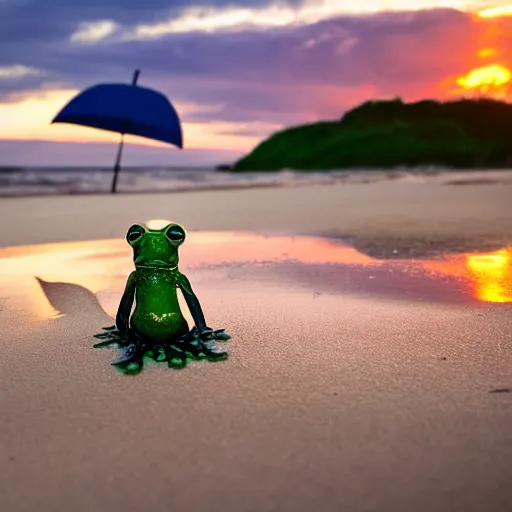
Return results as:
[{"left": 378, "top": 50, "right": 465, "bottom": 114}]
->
[{"left": 232, "top": 97, "right": 512, "bottom": 171}]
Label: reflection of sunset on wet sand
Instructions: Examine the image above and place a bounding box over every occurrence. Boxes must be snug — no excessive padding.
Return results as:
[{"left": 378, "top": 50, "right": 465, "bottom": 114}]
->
[
  {"left": 466, "top": 248, "right": 512, "bottom": 303},
  {"left": 1, "top": 232, "right": 511, "bottom": 512},
  {"left": 0, "top": 241, "right": 130, "bottom": 319},
  {"left": 420, "top": 248, "right": 512, "bottom": 303},
  {"left": 0, "top": 234, "right": 510, "bottom": 323}
]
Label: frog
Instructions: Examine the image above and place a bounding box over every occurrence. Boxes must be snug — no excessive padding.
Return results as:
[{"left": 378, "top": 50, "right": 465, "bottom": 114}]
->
[{"left": 93, "top": 222, "right": 230, "bottom": 374}]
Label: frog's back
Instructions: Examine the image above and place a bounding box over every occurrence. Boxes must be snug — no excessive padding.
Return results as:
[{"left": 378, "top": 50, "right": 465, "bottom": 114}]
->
[{"left": 131, "top": 268, "right": 188, "bottom": 340}]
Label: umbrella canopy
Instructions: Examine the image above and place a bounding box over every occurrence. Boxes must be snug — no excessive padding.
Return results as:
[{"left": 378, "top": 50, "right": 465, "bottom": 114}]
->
[{"left": 51, "top": 70, "right": 183, "bottom": 193}]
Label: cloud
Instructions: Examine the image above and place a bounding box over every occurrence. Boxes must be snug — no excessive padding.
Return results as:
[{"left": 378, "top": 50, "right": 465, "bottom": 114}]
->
[
  {"left": 2, "top": 0, "right": 512, "bottom": 165},
  {"left": 70, "top": 20, "right": 120, "bottom": 43},
  {"left": 0, "top": 65, "right": 42, "bottom": 78},
  {"left": 0, "top": 6, "right": 480, "bottom": 87},
  {"left": 122, "top": 0, "right": 484, "bottom": 39},
  {"left": 478, "top": 4, "right": 512, "bottom": 18}
]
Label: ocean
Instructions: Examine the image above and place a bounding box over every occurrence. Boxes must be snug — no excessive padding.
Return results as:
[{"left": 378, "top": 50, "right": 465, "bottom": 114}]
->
[{"left": 0, "top": 166, "right": 425, "bottom": 196}]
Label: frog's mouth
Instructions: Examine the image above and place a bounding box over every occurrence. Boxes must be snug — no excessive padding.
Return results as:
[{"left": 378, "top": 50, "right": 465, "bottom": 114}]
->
[{"left": 136, "top": 260, "right": 178, "bottom": 270}]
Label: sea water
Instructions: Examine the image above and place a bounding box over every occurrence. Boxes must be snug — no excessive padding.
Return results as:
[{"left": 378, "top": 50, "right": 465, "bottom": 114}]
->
[{"left": 0, "top": 166, "right": 419, "bottom": 196}]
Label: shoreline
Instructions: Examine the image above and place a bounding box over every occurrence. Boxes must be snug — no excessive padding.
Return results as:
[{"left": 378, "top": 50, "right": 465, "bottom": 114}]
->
[
  {"left": 0, "top": 174, "right": 511, "bottom": 258},
  {"left": 0, "top": 167, "right": 512, "bottom": 198},
  {"left": 0, "top": 180, "right": 288, "bottom": 198}
]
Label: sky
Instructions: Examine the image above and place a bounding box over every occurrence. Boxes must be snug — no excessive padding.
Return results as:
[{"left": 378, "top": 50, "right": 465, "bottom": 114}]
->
[{"left": 1, "top": 0, "right": 512, "bottom": 167}]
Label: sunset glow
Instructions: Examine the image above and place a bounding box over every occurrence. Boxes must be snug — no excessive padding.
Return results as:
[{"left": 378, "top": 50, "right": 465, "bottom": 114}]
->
[
  {"left": 1, "top": 237, "right": 510, "bottom": 309},
  {"left": 4, "top": 1, "right": 512, "bottom": 164},
  {"left": 478, "top": 48, "right": 497, "bottom": 58},
  {"left": 0, "top": 88, "right": 279, "bottom": 152},
  {"left": 478, "top": 4, "right": 512, "bottom": 18},
  {"left": 455, "top": 64, "right": 511, "bottom": 98}
]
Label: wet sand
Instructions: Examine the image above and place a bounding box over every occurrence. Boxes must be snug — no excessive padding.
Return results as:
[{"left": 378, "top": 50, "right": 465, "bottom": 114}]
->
[
  {"left": 0, "top": 233, "right": 511, "bottom": 512},
  {"left": 1, "top": 175, "right": 512, "bottom": 511},
  {"left": 0, "top": 170, "right": 511, "bottom": 256}
]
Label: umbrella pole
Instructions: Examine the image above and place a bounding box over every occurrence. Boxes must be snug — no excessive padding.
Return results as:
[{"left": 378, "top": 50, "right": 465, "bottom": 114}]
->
[
  {"left": 110, "top": 133, "right": 125, "bottom": 194},
  {"left": 109, "top": 70, "right": 139, "bottom": 194}
]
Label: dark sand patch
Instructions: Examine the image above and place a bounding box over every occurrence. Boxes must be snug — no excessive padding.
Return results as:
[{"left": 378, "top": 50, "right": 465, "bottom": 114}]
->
[
  {"left": 445, "top": 178, "right": 505, "bottom": 186},
  {"left": 321, "top": 234, "right": 512, "bottom": 259}
]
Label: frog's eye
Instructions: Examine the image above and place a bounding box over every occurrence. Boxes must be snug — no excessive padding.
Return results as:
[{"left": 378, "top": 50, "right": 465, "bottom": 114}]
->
[
  {"left": 165, "top": 225, "right": 185, "bottom": 243},
  {"left": 126, "top": 224, "right": 146, "bottom": 244}
]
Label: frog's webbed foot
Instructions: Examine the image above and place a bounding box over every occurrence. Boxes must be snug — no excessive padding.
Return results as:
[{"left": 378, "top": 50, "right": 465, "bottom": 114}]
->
[
  {"left": 94, "top": 325, "right": 230, "bottom": 372},
  {"left": 179, "top": 327, "right": 230, "bottom": 362},
  {"left": 204, "top": 328, "right": 231, "bottom": 342},
  {"left": 165, "top": 345, "right": 188, "bottom": 369},
  {"left": 94, "top": 326, "right": 144, "bottom": 374},
  {"left": 111, "top": 342, "right": 144, "bottom": 375},
  {"left": 189, "top": 340, "right": 228, "bottom": 362},
  {"left": 93, "top": 325, "right": 128, "bottom": 348},
  {"left": 187, "top": 327, "right": 231, "bottom": 342},
  {"left": 147, "top": 344, "right": 167, "bottom": 362}
]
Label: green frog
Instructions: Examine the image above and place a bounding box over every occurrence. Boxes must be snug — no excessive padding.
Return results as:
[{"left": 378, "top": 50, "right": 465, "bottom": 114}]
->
[{"left": 93, "top": 222, "right": 230, "bottom": 373}]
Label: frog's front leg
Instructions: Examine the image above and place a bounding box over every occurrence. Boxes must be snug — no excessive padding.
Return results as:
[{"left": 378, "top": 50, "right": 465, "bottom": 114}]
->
[
  {"left": 176, "top": 272, "right": 229, "bottom": 362},
  {"left": 93, "top": 271, "right": 136, "bottom": 348},
  {"left": 94, "top": 272, "right": 144, "bottom": 374}
]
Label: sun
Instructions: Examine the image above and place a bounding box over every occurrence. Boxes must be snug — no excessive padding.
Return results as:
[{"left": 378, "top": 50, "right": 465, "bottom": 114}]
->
[
  {"left": 477, "top": 5, "right": 512, "bottom": 18},
  {"left": 455, "top": 64, "right": 511, "bottom": 99}
]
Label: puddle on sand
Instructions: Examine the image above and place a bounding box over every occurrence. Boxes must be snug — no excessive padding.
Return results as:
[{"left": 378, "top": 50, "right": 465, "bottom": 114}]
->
[{"left": 0, "top": 232, "right": 510, "bottom": 322}]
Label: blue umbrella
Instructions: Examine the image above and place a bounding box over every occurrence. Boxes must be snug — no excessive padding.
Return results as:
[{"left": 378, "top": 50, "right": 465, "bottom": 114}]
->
[{"left": 51, "top": 70, "right": 183, "bottom": 193}]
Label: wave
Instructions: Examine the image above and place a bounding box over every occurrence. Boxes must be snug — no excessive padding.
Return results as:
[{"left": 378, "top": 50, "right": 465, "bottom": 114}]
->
[{"left": 0, "top": 166, "right": 435, "bottom": 196}]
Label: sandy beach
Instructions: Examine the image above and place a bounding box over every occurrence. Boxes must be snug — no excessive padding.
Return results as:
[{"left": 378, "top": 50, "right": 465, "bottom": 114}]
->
[
  {"left": 1, "top": 172, "right": 511, "bottom": 512},
  {"left": 1, "top": 169, "right": 512, "bottom": 256}
]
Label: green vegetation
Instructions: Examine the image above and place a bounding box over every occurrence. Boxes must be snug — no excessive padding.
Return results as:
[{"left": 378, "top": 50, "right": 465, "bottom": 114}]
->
[{"left": 232, "top": 98, "right": 512, "bottom": 171}]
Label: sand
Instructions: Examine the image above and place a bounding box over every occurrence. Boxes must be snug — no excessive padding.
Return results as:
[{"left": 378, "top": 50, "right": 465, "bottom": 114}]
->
[
  {"left": 0, "top": 169, "right": 511, "bottom": 256},
  {"left": 1, "top": 174, "right": 512, "bottom": 512}
]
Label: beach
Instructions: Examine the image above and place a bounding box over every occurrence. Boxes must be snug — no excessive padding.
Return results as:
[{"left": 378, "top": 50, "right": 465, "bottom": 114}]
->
[
  {"left": 1, "top": 171, "right": 511, "bottom": 512},
  {"left": 1, "top": 169, "right": 512, "bottom": 255}
]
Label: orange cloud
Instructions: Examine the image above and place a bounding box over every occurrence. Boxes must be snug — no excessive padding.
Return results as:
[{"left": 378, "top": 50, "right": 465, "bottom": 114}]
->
[
  {"left": 478, "top": 47, "right": 497, "bottom": 57},
  {"left": 442, "top": 5, "right": 512, "bottom": 101},
  {"left": 478, "top": 4, "right": 512, "bottom": 18}
]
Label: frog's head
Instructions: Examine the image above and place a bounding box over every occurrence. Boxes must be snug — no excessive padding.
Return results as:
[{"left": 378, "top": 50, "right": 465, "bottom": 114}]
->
[{"left": 126, "top": 223, "right": 185, "bottom": 269}]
